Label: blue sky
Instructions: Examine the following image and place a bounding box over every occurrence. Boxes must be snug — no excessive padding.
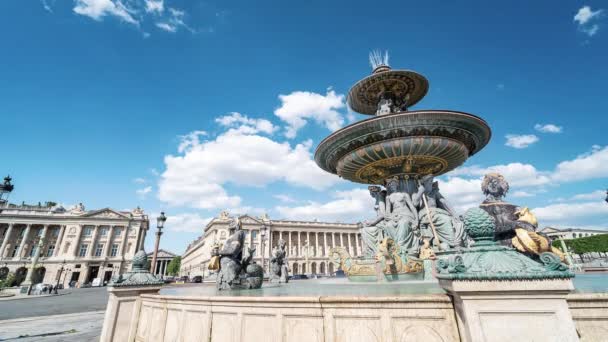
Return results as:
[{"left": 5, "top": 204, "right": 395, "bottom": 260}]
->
[{"left": 2, "top": 0, "right": 607, "bottom": 254}]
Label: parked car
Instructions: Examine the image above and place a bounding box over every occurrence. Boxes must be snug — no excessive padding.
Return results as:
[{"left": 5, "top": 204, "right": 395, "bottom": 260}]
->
[
  {"left": 289, "top": 274, "right": 309, "bottom": 280},
  {"left": 192, "top": 276, "right": 203, "bottom": 283}
]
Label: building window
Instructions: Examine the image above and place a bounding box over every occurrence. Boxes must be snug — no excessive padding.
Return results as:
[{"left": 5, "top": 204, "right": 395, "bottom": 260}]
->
[
  {"left": 573, "top": 233, "right": 577, "bottom": 238},
  {"left": 252, "top": 231, "right": 258, "bottom": 240},
  {"left": 47, "top": 244, "right": 55, "bottom": 257},
  {"left": 110, "top": 244, "right": 119, "bottom": 257},
  {"left": 30, "top": 245, "right": 39, "bottom": 257},
  {"left": 11, "top": 245, "right": 19, "bottom": 257},
  {"left": 114, "top": 228, "right": 122, "bottom": 236},
  {"left": 52, "top": 228, "right": 60, "bottom": 237},
  {"left": 95, "top": 244, "right": 104, "bottom": 257},
  {"left": 100, "top": 228, "right": 108, "bottom": 236},
  {"left": 20, "top": 229, "right": 25, "bottom": 238},
  {"left": 83, "top": 227, "right": 93, "bottom": 236},
  {"left": 36, "top": 229, "right": 43, "bottom": 237},
  {"left": 78, "top": 244, "right": 88, "bottom": 257}
]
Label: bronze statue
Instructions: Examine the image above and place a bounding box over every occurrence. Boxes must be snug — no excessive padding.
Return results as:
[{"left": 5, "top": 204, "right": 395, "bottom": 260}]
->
[{"left": 269, "top": 239, "right": 289, "bottom": 283}]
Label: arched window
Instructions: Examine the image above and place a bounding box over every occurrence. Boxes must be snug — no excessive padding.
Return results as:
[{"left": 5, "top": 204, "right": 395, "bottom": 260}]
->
[
  {"left": 329, "top": 263, "right": 335, "bottom": 275},
  {"left": 292, "top": 263, "right": 298, "bottom": 274},
  {"left": 320, "top": 262, "right": 326, "bottom": 275},
  {"left": 573, "top": 233, "right": 577, "bottom": 238}
]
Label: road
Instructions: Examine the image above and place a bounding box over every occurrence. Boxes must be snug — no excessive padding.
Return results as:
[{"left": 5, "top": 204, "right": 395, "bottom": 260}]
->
[{"left": 0, "top": 287, "right": 109, "bottom": 321}]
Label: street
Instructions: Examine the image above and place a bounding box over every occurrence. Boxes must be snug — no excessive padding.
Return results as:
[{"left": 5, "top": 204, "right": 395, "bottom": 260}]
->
[{"left": 0, "top": 287, "right": 108, "bottom": 321}]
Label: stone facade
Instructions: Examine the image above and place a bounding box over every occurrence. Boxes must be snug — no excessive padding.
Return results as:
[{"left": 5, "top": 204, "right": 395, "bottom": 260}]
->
[
  {"left": 540, "top": 227, "right": 607, "bottom": 240},
  {"left": 0, "top": 203, "right": 149, "bottom": 286},
  {"left": 147, "top": 249, "right": 177, "bottom": 278},
  {"left": 180, "top": 212, "right": 361, "bottom": 278}
]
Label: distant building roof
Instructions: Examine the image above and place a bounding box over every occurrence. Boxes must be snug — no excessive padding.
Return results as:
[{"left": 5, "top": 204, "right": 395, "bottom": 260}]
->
[{"left": 147, "top": 249, "right": 177, "bottom": 258}]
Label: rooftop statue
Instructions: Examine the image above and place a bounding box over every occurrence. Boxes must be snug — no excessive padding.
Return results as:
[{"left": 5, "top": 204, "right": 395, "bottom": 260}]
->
[
  {"left": 209, "top": 217, "right": 263, "bottom": 290},
  {"left": 478, "top": 173, "right": 565, "bottom": 261},
  {"left": 269, "top": 239, "right": 289, "bottom": 283}
]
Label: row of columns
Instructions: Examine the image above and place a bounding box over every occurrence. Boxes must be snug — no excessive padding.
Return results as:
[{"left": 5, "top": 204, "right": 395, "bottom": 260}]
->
[
  {"left": 274, "top": 231, "right": 361, "bottom": 257},
  {"left": 0, "top": 223, "right": 133, "bottom": 260},
  {"left": 154, "top": 259, "right": 170, "bottom": 277}
]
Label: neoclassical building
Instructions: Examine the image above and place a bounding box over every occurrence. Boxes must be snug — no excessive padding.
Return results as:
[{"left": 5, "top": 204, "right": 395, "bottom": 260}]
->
[
  {"left": 540, "top": 227, "right": 607, "bottom": 240},
  {"left": 180, "top": 212, "right": 361, "bottom": 278},
  {"left": 0, "top": 202, "right": 149, "bottom": 286},
  {"left": 147, "top": 249, "right": 177, "bottom": 278}
]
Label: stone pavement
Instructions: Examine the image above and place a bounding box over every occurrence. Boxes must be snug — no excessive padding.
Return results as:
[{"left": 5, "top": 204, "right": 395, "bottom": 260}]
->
[{"left": 0, "top": 311, "right": 104, "bottom": 342}]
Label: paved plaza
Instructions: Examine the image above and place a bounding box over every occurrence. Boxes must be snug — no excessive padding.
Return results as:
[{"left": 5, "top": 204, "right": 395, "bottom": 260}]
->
[{"left": 0, "top": 287, "right": 109, "bottom": 341}]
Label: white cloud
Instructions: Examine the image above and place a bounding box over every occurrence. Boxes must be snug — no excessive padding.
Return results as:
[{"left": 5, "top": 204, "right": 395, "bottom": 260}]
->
[
  {"left": 534, "top": 123, "right": 562, "bottom": 134},
  {"left": 215, "top": 112, "right": 277, "bottom": 135},
  {"left": 158, "top": 120, "right": 341, "bottom": 210},
  {"left": 156, "top": 22, "right": 176, "bottom": 32},
  {"left": 133, "top": 177, "right": 147, "bottom": 184},
  {"left": 145, "top": 0, "right": 163, "bottom": 13},
  {"left": 574, "top": 6, "right": 604, "bottom": 37},
  {"left": 136, "top": 186, "right": 152, "bottom": 199},
  {"left": 451, "top": 163, "right": 550, "bottom": 187},
  {"left": 437, "top": 177, "right": 484, "bottom": 213},
  {"left": 274, "top": 90, "right": 345, "bottom": 138},
  {"left": 497, "top": 83, "right": 505, "bottom": 90},
  {"left": 570, "top": 190, "right": 606, "bottom": 201},
  {"left": 73, "top": 0, "right": 139, "bottom": 25},
  {"left": 275, "top": 188, "right": 372, "bottom": 222},
  {"left": 273, "top": 194, "right": 297, "bottom": 203},
  {"left": 177, "top": 130, "right": 207, "bottom": 153},
  {"left": 552, "top": 145, "right": 608, "bottom": 182},
  {"left": 155, "top": 7, "right": 193, "bottom": 33},
  {"left": 41, "top": 0, "right": 54, "bottom": 12},
  {"left": 505, "top": 134, "right": 539, "bottom": 149},
  {"left": 165, "top": 212, "right": 212, "bottom": 233},
  {"left": 534, "top": 201, "right": 608, "bottom": 223},
  {"left": 512, "top": 191, "right": 534, "bottom": 198}
]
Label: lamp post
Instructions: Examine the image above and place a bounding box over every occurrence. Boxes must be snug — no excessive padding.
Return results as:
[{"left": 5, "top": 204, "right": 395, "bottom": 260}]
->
[
  {"left": 260, "top": 226, "right": 267, "bottom": 273},
  {"left": 0, "top": 175, "right": 14, "bottom": 208},
  {"left": 151, "top": 212, "right": 167, "bottom": 275},
  {"left": 54, "top": 259, "right": 66, "bottom": 294}
]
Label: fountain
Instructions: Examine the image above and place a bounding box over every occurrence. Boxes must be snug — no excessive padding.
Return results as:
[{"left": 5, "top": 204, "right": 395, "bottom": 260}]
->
[
  {"left": 318, "top": 52, "right": 491, "bottom": 281},
  {"left": 98, "top": 54, "right": 607, "bottom": 342}
]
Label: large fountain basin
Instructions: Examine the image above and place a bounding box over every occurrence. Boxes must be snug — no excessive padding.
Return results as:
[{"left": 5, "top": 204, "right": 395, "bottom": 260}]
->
[{"left": 315, "top": 110, "right": 491, "bottom": 184}]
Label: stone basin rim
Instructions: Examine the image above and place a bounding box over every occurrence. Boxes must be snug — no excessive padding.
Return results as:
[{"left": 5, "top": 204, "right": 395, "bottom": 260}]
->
[
  {"left": 315, "top": 109, "right": 491, "bottom": 155},
  {"left": 314, "top": 109, "right": 492, "bottom": 178},
  {"left": 141, "top": 293, "right": 453, "bottom": 303}
]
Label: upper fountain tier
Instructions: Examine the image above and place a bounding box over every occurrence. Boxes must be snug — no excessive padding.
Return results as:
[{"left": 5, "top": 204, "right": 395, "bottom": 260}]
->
[{"left": 315, "top": 57, "right": 491, "bottom": 185}]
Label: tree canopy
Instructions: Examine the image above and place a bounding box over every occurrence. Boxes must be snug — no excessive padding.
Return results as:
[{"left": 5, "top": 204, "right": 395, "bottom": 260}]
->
[
  {"left": 166, "top": 256, "right": 182, "bottom": 276},
  {"left": 552, "top": 234, "right": 608, "bottom": 255}
]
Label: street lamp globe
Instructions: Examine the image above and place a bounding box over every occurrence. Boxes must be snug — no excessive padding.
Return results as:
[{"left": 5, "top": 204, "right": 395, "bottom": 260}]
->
[{"left": 157, "top": 212, "right": 167, "bottom": 230}]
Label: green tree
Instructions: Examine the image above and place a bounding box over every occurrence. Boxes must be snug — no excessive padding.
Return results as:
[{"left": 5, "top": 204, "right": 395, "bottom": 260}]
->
[
  {"left": 0, "top": 273, "right": 16, "bottom": 291},
  {"left": 166, "top": 256, "right": 182, "bottom": 276},
  {"left": 552, "top": 234, "right": 608, "bottom": 261}
]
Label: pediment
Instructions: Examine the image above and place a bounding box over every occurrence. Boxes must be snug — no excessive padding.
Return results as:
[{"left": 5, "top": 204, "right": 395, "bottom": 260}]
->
[
  {"left": 82, "top": 208, "right": 130, "bottom": 219},
  {"left": 238, "top": 215, "right": 263, "bottom": 226}
]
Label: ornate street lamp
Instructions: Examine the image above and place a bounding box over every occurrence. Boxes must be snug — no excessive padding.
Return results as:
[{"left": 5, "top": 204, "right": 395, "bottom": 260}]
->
[
  {"left": 54, "top": 259, "right": 67, "bottom": 294},
  {"left": 151, "top": 212, "right": 167, "bottom": 275},
  {"left": 0, "top": 175, "right": 14, "bottom": 207}
]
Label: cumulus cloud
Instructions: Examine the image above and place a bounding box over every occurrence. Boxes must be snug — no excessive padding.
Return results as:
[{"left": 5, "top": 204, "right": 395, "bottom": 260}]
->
[
  {"left": 275, "top": 188, "right": 373, "bottom": 222},
  {"left": 155, "top": 7, "right": 193, "bottom": 33},
  {"left": 136, "top": 186, "right": 152, "bottom": 199},
  {"left": 574, "top": 6, "right": 604, "bottom": 37},
  {"left": 505, "top": 134, "right": 539, "bottom": 149},
  {"left": 534, "top": 123, "right": 563, "bottom": 134},
  {"left": 273, "top": 194, "right": 297, "bottom": 203},
  {"left": 215, "top": 112, "right": 277, "bottom": 135},
  {"left": 534, "top": 201, "right": 608, "bottom": 223},
  {"left": 552, "top": 145, "right": 608, "bottom": 182},
  {"left": 165, "top": 212, "right": 213, "bottom": 233},
  {"left": 274, "top": 90, "right": 345, "bottom": 138},
  {"left": 73, "top": 0, "right": 139, "bottom": 25},
  {"left": 450, "top": 163, "right": 550, "bottom": 187},
  {"left": 158, "top": 117, "right": 341, "bottom": 210},
  {"left": 437, "top": 177, "right": 484, "bottom": 213},
  {"left": 569, "top": 190, "right": 606, "bottom": 201},
  {"left": 145, "top": 0, "right": 163, "bottom": 13}
]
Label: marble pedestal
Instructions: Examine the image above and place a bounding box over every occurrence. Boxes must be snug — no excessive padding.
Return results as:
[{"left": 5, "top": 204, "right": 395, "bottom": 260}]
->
[
  {"left": 439, "top": 278, "right": 579, "bottom": 342},
  {"left": 99, "top": 285, "right": 162, "bottom": 342}
]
